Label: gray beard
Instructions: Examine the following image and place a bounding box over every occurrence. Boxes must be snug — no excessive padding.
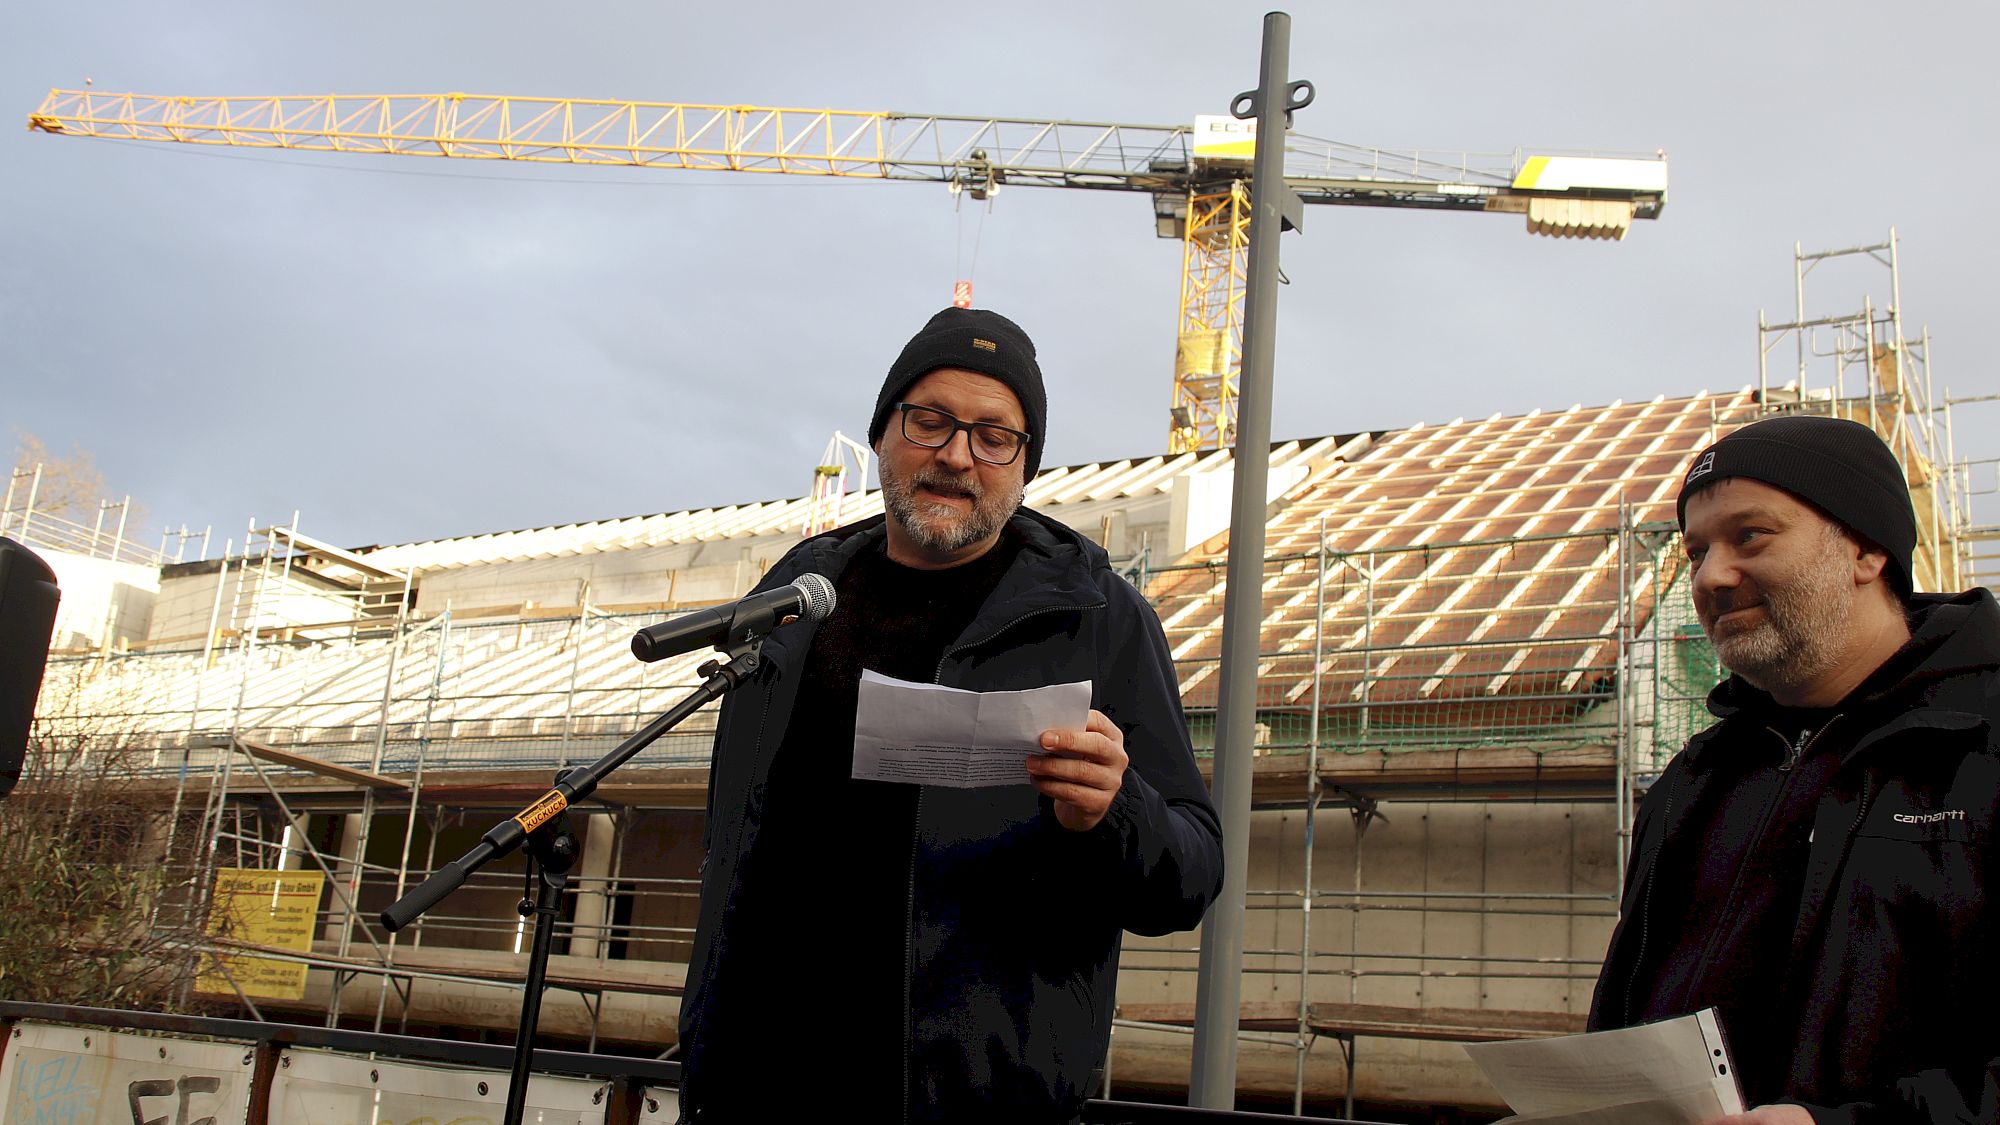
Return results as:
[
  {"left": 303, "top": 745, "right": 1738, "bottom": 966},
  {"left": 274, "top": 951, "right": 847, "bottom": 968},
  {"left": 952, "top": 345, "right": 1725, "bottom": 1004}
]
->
[
  {"left": 1706, "top": 528, "right": 1856, "bottom": 695},
  {"left": 881, "top": 466, "right": 1023, "bottom": 555}
]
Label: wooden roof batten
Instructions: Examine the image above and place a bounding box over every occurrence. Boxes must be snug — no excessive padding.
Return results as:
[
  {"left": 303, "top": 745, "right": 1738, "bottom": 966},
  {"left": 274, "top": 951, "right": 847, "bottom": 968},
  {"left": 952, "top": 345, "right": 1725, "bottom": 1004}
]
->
[{"left": 1153, "top": 391, "right": 1758, "bottom": 761}]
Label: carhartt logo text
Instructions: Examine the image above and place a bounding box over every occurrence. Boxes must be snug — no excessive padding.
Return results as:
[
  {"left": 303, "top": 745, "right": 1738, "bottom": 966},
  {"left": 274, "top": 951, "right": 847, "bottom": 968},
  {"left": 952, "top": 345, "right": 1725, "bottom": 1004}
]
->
[{"left": 1893, "top": 810, "right": 1966, "bottom": 824}]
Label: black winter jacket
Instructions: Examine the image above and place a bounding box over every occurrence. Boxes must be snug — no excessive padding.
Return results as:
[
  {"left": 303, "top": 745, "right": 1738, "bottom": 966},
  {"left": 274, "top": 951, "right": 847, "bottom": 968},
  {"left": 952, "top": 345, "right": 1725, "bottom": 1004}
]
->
[
  {"left": 1591, "top": 589, "right": 2000, "bottom": 1124},
  {"left": 677, "top": 510, "right": 1224, "bottom": 1122}
]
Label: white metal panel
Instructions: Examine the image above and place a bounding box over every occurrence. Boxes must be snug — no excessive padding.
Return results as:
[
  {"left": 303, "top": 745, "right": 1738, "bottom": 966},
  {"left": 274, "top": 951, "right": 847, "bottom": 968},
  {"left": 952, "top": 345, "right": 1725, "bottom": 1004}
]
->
[
  {"left": 268, "top": 1047, "right": 607, "bottom": 1125},
  {"left": 0, "top": 1023, "right": 255, "bottom": 1125}
]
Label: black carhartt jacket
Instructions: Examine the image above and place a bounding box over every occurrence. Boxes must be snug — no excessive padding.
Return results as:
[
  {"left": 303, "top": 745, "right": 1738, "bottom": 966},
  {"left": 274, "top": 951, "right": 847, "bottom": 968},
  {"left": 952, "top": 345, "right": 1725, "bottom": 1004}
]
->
[
  {"left": 1591, "top": 590, "right": 2000, "bottom": 1124},
  {"left": 677, "top": 509, "right": 1223, "bottom": 1123}
]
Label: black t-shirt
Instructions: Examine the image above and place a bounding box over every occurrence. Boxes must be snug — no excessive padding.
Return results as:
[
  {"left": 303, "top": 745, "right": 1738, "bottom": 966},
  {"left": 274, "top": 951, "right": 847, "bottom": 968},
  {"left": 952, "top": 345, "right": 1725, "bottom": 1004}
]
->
[{"left": 699, "top": 528, "right": 1024, "bottom": 1110}]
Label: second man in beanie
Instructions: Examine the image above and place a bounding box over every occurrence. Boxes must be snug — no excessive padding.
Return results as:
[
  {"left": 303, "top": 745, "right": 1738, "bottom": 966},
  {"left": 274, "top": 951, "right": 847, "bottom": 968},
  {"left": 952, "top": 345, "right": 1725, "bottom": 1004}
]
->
[
  {"left": 677, "top": 307, "right": 1223, "bottom": 1123},
  {"left": 1590, "top": 414, "right": 2000, "bottom": 1123}
]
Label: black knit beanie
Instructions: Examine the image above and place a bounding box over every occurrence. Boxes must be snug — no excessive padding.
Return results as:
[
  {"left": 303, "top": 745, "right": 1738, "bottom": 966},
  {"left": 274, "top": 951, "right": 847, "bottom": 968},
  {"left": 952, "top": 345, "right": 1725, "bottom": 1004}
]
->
[
  {"left": 868, "top": 307, "right": 1048, "bottom": 478},
  {"left": 1677, "top": 415, "right": 1918, "bottom": 598}
]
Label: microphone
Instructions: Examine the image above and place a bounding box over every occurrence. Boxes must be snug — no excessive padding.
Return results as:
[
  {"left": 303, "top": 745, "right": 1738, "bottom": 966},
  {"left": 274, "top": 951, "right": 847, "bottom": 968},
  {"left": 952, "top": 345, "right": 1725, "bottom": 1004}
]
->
[{"left": 631, "top": 573, "right": 836, "bottom": 663}]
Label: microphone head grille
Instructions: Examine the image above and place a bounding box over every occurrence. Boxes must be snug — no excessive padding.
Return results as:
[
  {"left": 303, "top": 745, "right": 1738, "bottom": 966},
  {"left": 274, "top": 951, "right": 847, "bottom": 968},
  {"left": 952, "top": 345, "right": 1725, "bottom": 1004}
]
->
[{"left": 792, "top": 572, "right": 837, "bottom": 622}]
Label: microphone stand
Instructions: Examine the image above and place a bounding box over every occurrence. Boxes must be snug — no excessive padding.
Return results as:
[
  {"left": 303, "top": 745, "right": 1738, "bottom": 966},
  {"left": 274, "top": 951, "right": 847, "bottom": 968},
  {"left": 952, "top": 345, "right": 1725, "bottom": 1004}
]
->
[{"left": 381, "top": 634, "right": 769, "bottom": 1125}]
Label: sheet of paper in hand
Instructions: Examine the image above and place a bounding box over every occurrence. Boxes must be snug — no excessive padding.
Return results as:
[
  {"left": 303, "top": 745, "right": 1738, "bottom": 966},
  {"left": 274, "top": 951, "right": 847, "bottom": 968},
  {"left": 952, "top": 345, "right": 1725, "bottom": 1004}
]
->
[
  {"left": 1462, "top": 1009, "right": 1743, "bottom": 1124},
  {"left": 852, "top": 669, "right": 1091, "bottom": 789}
]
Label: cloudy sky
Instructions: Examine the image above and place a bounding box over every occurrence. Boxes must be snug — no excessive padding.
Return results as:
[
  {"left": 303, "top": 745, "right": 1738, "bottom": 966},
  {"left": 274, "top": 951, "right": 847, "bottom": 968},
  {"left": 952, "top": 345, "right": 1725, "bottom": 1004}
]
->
[{"left": 4, "top": 1, "right": 1995, "bottom": 553}]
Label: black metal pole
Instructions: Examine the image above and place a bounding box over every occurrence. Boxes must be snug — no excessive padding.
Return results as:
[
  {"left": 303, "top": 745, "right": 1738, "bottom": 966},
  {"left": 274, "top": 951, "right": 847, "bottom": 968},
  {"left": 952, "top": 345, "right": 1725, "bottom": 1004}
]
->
[
  {"left": 378, "top": 639, "right": 765, "bottom": 1125},
  {"left": 375, "top": 639, "right": 768, "bottom": 1125},
  {"left": 502, "top": 826, "right": 575, "bottom": 1125},
  {"left": 1190, "top": 10, "right": 1311, "bottom": 1110}
]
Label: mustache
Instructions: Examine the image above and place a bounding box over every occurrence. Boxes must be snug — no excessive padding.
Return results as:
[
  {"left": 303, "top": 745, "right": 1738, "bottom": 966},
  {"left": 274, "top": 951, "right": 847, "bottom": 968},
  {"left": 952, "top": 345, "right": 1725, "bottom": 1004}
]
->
[
  {"left": 912, "top": 468, "right": 981, "bottom": 496},
  {"left": 1704, "top": 586, "right": 1772, "bottom": 621}
]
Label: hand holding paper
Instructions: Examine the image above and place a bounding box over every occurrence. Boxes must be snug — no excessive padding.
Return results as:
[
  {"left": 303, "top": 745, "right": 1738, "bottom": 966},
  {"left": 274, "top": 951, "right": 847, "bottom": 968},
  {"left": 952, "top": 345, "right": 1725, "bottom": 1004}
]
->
[
  {"left": 852, "top": 670, "right": 1091, "bottom": 789},
  {"left": 1029, "top": 708, "right": 1130, "bottom": 832}
]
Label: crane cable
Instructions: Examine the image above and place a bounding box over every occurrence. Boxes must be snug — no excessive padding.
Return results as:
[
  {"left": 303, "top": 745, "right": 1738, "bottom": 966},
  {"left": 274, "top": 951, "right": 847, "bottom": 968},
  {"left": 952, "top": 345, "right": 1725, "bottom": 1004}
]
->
[{"left": 953, "top": 189, "right": 993, "bottom": 298}]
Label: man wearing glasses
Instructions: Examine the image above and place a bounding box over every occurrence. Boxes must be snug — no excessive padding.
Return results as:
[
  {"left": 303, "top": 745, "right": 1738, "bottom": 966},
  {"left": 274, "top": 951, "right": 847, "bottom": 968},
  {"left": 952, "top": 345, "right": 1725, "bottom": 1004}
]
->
[{"left": 676, "top": 307, "right": 1223, "bottom": 1123}]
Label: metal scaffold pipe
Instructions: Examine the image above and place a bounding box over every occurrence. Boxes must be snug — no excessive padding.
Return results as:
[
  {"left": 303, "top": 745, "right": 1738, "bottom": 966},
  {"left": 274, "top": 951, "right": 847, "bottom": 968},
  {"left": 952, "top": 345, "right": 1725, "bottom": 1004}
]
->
[{"left": 1190, "top": 10, "right": 1309, "bottom": 1109}]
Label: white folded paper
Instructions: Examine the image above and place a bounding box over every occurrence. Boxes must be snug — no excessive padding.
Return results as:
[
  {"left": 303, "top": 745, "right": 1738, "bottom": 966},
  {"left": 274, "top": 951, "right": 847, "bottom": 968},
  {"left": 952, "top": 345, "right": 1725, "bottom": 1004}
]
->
[
  {"left": 851, "top": 669, "right": 1091, "bottom": 789},
  {"left": 1463, "top": 1009, "right": 1744, "bottom": 1124}
]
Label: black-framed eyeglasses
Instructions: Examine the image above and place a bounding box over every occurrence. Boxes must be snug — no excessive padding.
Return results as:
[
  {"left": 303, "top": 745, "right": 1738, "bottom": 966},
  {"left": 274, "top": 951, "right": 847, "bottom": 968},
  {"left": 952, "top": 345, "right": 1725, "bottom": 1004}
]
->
[{"left": 896, "top": 403, "right": 1033, "bottom": 466}]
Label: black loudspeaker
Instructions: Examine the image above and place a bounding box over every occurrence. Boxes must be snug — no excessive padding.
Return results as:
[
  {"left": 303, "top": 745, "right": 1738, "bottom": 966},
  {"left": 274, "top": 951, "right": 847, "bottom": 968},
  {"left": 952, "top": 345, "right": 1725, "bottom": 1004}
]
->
[{"left": 0, "top": 537, "right": 61, "bottom": 798}]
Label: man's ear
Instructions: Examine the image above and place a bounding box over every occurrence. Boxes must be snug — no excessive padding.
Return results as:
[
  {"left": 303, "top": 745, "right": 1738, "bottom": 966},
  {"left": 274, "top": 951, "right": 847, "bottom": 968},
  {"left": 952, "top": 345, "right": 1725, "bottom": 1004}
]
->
[{"left": 1851, "top": 541, "right": 1891, "bottom": 587}]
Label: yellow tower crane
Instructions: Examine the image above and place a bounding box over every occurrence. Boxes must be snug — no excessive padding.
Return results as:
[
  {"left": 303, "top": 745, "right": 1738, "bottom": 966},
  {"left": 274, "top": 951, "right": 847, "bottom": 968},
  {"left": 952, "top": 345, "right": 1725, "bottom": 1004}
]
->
[{"left": 28, "top": 91, "right": 1667, "bottom": 453}]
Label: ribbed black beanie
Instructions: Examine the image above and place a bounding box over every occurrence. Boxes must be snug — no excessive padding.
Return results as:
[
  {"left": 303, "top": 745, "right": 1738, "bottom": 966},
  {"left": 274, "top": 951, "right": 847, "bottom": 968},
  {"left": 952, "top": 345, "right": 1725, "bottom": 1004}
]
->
[
  {"left": 869, "top": 307, "right": 1047, "bottom": 478},
  {"left": 1677, "top": 415, "right": 1918, "bottom": 597}
]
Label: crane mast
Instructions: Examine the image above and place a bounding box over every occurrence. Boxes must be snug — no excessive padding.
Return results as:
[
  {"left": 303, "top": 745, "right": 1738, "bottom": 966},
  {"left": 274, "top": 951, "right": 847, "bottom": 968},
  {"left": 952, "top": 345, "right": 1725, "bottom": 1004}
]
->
[{"left": 29, "top": 90, "right": 1668, "bottom": 451}]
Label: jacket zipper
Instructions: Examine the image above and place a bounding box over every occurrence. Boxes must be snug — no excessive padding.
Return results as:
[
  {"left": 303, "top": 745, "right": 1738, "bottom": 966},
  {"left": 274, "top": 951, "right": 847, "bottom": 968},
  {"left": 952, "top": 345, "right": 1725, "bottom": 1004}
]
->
[
  {"left": 1672, "top": 716, "right": 1844, "bottom": 1011},
  {"left": 1849, "top": 768, "right": 1877, "bottom": 833},
  {"left": 897, "top": 601, "right": 1088, "bottom": 1122},
  {"left": 1774, "top": 765, "right": 1883, "bottom": 1025},
  {"left": 1780, "top": 730, "right": 1805, "bottom": 771},
  {"left": 1773, "top": 712, "right": 1841, "bottom": 771},
  {"left": 930, "top": 603, "right": 1082, "bottom": 685},
  {"left": 1618, "top": 714, "right": 1843, "bottom": 1024}
]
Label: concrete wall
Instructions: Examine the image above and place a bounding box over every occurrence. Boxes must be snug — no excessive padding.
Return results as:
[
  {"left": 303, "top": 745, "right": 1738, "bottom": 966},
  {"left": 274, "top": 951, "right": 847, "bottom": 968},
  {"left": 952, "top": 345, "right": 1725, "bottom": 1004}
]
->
[
  {"left": 399, "top": 492, "right": 1179, "bottom": 618},
  {"left": 1111, "top": 800, "right": 1618, "bottom": 1110},
  {"left": 150, "top": 566, "right": 230, "bottom": 643},
  {"left": 1167, "top": 459, "right": 1309, "bottom": 558},
  {"left": 139, "top": 478, "right": 1194, "bottom": 640},
  {"left": 409, "top": 539, "right": 798, "bottom": 616},
  {"left": 38, "top": 549, "right": 158, "bottom": 651},
  {"left": 317, "top": 796, "right": 1617, "bottom": 1113},
  {"left": 150, "top": 563, "right": 358, "bottom": 644}
]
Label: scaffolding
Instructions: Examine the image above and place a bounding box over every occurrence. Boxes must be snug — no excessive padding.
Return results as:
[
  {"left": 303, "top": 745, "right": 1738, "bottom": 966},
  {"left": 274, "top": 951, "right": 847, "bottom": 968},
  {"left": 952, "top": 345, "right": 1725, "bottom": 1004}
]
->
[
  {"left": 1, "top": 462, "right": 207, "bottom": 567},
  {"left": 28, "top": 234, "right": 1985, "bottom": 1115},
  {"left": 1756, "top": 229, "right": 1971, "bottom": 592},
  {"left": 46, "top": 515, "right": 727, "bottom": 1044},
  {"left": 1105, "top": 493, "right": 1730, "bottom": 1106},
  {"left": 32, "top": 481, "right": 1722, "bottom": 1097},
  {"left": 38, "top": 410, "right": 1967, "bottom": 1110}
]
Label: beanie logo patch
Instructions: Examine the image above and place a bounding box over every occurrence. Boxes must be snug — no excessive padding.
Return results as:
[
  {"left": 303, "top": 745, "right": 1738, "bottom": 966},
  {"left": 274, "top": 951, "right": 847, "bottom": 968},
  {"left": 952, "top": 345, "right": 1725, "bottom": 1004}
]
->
[
  {"left": 971, "top": 338, "right": 998, "bottom": 352},
  {"left": 1686, "top": 450, "right": 1715, "bottom": 484}
]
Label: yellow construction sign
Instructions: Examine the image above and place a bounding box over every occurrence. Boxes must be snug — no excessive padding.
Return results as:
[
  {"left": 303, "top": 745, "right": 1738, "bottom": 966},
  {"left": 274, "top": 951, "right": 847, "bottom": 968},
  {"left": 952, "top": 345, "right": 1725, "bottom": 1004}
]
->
[{"left": 196, "top": 868, "right": 324, "bottom": 1001}]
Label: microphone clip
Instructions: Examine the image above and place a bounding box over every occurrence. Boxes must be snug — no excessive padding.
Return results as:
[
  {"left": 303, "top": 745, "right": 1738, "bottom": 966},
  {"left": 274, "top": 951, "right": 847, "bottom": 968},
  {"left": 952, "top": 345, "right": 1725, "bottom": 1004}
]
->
[{"left": 696, "top": 634, "right": 766, "bottom": 691}]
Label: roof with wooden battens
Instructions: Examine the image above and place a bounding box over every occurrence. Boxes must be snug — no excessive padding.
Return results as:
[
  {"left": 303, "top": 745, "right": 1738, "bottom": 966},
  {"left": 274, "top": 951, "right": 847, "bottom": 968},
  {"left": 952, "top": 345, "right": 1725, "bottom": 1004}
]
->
[
  {"left": 54, "top": 393, "right": 1772, "bottom": 799},
  {"left": 1151, "top": 390, "right": 1762, "bottom": 742}
]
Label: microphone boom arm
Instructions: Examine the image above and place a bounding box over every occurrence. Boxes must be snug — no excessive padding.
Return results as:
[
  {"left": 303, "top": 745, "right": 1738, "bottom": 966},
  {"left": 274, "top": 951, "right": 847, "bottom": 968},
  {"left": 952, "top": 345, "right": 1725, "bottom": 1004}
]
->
[
  {"left": 376, "top": 584, "right": 822, "bottom": 1125},
  {"left": 380, "top": 634, "right": 766, "bottom": 933}
]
